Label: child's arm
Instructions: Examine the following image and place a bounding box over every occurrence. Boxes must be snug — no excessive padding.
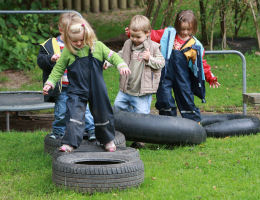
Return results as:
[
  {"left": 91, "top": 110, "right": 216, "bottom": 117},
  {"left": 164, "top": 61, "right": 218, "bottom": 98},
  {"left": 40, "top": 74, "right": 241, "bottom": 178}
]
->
[
  {"left": 44, "top": 48, "right": 69, "bottom": 92},
  {"left": 202, "top": 52, "right": 220, "bottom": 88},
  {"left": 37, "top": 45, "right": 56, "bottom": 71},
  {"left": 142, "top": 47, "right": 165, "bottom": 70},
  {"left": 100, "top": 41, "right": 131, "bottom": 75}
]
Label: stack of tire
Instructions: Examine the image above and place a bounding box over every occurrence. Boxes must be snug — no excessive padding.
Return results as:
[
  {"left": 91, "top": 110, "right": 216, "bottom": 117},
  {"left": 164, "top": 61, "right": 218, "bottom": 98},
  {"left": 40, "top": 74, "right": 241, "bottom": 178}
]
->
[{"left": 45, "top": 131, "right": 144, "bottom": 193}]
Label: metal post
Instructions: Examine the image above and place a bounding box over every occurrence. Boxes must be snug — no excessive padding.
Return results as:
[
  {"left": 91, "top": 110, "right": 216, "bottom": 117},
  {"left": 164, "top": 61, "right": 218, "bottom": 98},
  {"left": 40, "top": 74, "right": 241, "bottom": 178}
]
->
[
  {"left": 6, "top": 111, "right": 10, "bottom": 132},
  {"left": 205, "top": 50, "right": 247, "bottom": 115}
]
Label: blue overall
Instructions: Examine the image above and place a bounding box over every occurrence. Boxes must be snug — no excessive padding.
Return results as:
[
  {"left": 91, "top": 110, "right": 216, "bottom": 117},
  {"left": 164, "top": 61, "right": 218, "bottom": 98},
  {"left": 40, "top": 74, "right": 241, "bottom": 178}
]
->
[
  {"left": 61, "top": 50, "right": 115, "bottom": 148},
  {"left": 155, "top": 48, "right": 202, "bottom": 122}
]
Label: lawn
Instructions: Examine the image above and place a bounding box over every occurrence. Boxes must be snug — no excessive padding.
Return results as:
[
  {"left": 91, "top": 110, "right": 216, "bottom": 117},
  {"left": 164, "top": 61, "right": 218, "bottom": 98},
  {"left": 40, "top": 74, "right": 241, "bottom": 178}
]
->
[
  {"left": 0, "top": 131, "right": 259, "bottom": 199},
  {"left": 0, "top": 2, "right": 260, "bottom": 199}
]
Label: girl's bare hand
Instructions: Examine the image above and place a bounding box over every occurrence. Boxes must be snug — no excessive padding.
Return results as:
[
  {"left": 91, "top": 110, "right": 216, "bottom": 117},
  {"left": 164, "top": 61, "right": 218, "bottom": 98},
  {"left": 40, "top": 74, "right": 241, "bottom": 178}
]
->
[
  {"left": 120, "top": 67, "right": 131, "bottom": 76},
  {"left": 43, "top": 84, "right": 51, "bottom": 95}
]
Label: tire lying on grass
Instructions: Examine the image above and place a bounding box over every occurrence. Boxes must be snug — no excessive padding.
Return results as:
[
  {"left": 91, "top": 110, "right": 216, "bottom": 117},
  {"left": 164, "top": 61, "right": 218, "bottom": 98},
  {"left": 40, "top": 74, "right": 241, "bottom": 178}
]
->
[
  {"left": 52, "top": 152, "right": 144, "bottom": 193},
  {"left": 52, "top": 146, "right": 140, "bottom": 160},
  {"left": 201, "top": 114, "right": 260, "bottom": 137},
  {"left": 44, "top": 130, "right": 126, "bottom": 155},
  {"left": 114, "top": 110, "right": 206, "bottom": 145}
]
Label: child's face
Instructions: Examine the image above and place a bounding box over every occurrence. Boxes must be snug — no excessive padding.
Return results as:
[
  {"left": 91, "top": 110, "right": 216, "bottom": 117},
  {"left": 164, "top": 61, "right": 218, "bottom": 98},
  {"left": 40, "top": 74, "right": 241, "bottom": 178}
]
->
[
  {"left": 70, "top": 31, "right": 85, "bottom": 49},
  {"left": 129, "top": 29, "right": 149, "bottom": 46},
  {"left": 178, "top": 22, "right": 192, "bottom": 41}
]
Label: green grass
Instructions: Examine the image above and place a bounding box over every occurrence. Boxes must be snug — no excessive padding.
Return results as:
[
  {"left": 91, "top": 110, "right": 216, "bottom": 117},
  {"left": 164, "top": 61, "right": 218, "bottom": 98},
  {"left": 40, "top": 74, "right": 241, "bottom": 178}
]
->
[{"left": 0, "top": 131, "right": 259, "bottom": 199}]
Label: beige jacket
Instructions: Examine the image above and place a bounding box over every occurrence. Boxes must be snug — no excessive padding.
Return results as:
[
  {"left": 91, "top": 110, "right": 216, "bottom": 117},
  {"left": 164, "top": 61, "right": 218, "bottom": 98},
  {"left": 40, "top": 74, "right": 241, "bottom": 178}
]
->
[{"left": 119, "top": 39, "right": 165, "bottom": 95}]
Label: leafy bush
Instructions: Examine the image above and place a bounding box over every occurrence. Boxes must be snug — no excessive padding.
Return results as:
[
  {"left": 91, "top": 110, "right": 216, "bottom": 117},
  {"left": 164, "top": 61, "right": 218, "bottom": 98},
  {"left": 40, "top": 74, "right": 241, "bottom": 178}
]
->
[{"left": 0, "top": 0, "right": 59, "bottom": 72}]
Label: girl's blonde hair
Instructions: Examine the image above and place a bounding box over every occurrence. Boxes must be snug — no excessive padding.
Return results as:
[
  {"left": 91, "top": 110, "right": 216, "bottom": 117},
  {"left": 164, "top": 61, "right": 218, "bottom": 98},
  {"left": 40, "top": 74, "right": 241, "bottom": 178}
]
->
[
  {"left": 63, "top": 13, "right": 97, "bottom": 54},
  {"left": 129, "top": 15, "right": 151, "bottom": 33},
  {"left": 58, "top": 12, "right": 74, "bottom": 31},
  {"left": 174, "top": 10, "right": 197, "bottom": 35}
]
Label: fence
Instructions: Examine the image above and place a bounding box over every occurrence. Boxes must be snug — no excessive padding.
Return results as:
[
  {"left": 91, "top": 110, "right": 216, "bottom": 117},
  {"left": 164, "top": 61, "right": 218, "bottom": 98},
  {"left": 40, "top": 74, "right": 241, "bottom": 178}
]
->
[{"left": 55, "top": 0, "right": 137, "bottom": 13}]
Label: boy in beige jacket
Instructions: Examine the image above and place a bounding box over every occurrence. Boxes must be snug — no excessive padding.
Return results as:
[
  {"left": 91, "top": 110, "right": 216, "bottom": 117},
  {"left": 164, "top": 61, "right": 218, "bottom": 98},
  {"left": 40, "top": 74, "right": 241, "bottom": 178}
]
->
[{"left": 114, "top": 15, "right": 165, "bottom": 115}]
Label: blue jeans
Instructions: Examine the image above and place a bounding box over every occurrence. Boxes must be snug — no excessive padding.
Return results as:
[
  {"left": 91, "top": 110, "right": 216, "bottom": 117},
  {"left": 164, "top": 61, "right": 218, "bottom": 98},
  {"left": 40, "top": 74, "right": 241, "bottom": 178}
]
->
[
  {"left": 52, "top": 87, "right": 95, "bottom": 136},
  {"left": 114, "top": 91, "right": 152, "bottom": 114}
]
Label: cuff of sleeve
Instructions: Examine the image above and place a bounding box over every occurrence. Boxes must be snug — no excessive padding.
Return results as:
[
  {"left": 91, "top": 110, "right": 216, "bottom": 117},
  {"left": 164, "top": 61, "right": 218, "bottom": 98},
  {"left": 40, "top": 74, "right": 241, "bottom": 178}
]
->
[
  {"left": 117, "top": 62, "right": 128, "bottom": 70},
  {"left": 45, "top": 80, "right": 55, "bottom": 89},
  {"left": 208, "top": 76, "right": 217, "bottom": 85}
]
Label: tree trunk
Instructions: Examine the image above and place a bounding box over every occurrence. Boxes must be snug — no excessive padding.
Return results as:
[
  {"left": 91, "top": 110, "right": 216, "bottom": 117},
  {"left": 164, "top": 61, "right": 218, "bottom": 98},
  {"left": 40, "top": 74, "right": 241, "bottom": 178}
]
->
[
  {"left": 199, "top": 0, "right": 208, "bottom": 45},
  {"left": 58, "top": 0, "right": 63, "bottom": 9},
  {"left": 66, "top": 0, "right": 72, "bottom": 9},
  {"left": 151, "top": 0, "right": 163, "bottom": 27},
  {"left": 118, "top": 0, "right": 127, "bottom": 9},
  {"left": 91, "top": 0, "right": 99, "bottom": 13},
  {"left": 74, "top": 0, "right": 81, "bottom": 11},
  {"left": 110, "top": 0, "right": 118, "bottom": 10},
  {"left": 41, "top": 0, "right": 46, "bottom": 8},
  {"left": 160, "top": 0, "right": 175, "bottom": 28},
  {"left": 249, "top": 0, "right": 260, "bottom": 49},
  {"left": 82, "top": 0, "right": 91, "bottom": 12},
  {"left": 101, "top": 0, "right": 109, "bottom": 12},
  {"left": 210, "top": 11, "right": 217, "bottom": 50},
  {"left": 145, "top": 0, "right": 155, "bottom": 19},
  {"left": 128, "top": 0, "right": 136, "bottom": 8}
]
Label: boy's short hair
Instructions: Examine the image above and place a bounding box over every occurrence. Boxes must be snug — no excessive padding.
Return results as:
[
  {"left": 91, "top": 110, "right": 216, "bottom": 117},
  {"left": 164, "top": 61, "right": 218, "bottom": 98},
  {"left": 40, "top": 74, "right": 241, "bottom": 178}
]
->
[
  {"left": 174, "top": 10, "right": 197, "bottom": 35},
  {"left": 129, "top": 15, "right": 151, "bottom": 33}
]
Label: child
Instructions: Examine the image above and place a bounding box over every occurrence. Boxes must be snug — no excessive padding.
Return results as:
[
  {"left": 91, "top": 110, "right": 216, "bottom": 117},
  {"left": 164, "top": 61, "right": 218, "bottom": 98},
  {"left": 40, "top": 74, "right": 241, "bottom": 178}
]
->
[
  {"left": 114, "top": 15, "right": 165, "bottom": 114},
  {"left": 155, "top": 10, "right": 220, "bottom": 122},
  {"left": 43, "top": 13, "right": 130, "bottom": 152},
  {"left": 37, "top": 12, "right": 96, "bottom": 141}
]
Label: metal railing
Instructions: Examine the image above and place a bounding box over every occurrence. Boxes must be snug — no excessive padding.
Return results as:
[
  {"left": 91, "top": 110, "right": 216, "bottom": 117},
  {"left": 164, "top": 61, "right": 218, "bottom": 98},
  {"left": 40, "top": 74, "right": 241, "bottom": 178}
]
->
[
  {"left": 205, "top": 50, "right": 247, "bottom": 115},
  {"left": 0, "top": 10, "right": 82, "bottom": 17}
]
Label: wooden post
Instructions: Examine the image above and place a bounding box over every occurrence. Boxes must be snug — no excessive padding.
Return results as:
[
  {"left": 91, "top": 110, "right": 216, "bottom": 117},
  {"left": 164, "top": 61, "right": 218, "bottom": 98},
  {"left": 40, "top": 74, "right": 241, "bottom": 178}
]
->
[
  {"left": 118, "top": 0, "right": 127, "bottom": 9},
  {"left": 91, "top": 0, "right": 100, "bottom": 13},
  {"left": 82, "top": 0, "right": 91, "bottom": 12},
  {"left": 101, "top": 0, "right": 109, "bottom": 12},
  {"left": 41, "top": 0, "right": 46, "bottom": 8},
  {"left": 109, "top": 0, "right": 118, "bottom": 10},
  {"left": 58, "top": 0, "right": 63, "bottom": 10},
  {"left": 127, "top": 0, "right": 135, "bottom": 8},
  {"left": 66, "top": 0, "right": 72, "bottom": 9},
  {"left": 74, "top": 0, "right": 81, "bottom": 11}
]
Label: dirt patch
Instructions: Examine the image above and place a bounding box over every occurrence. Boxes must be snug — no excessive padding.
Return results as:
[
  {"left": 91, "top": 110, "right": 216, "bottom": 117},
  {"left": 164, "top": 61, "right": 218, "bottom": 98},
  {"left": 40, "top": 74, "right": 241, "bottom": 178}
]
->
[{"left": 0, "top": 70, "right": 31, "bottom": 89}]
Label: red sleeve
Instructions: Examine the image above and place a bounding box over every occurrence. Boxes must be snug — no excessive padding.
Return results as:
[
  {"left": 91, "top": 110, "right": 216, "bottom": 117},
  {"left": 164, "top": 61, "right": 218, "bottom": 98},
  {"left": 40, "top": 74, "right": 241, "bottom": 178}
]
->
[
  {"left": 150, "top": 28, "right": 166, "bottom": 43},
  {"left": 202, "top": 51, "right": 217, "bottom": 84}
]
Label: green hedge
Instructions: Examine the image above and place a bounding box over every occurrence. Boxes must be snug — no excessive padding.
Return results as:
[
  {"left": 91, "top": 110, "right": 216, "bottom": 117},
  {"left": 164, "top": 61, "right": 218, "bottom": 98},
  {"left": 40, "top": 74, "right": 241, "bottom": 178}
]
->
[{"left": 0, "top": 1, "right": 59, "bottom": 72}]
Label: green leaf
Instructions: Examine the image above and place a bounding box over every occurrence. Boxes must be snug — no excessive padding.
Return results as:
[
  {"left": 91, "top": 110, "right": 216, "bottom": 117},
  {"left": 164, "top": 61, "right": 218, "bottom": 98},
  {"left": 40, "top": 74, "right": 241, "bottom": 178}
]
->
[{"left": 20, "top": 35, "right": 29, "bottom": 41}]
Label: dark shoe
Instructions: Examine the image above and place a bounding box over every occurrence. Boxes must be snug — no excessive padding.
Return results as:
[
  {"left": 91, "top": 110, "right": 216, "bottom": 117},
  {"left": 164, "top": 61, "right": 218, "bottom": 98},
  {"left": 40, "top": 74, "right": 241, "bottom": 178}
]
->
[
  {"left": 131, "top": 142, "right": 146, "bottom": 149},
  {"left": 159, "top": 108, "right": 177, "bottom": 116},
  {"left": 49, "top": 133, "right": 62, "bottom": 140},
  {"left": 88, "top": 130, "right": 96, "bottom": 141}
]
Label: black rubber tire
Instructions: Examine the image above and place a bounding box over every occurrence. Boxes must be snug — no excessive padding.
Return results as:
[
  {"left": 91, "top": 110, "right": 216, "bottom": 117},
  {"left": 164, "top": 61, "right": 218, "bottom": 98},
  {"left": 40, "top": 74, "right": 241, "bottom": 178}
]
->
[
  {"left": 204, "top": 117, "right": 260, "bottom": 137},
  {"left": 44, "top": 131, "right": 126, "bottom": 155},
  {"left": 52, "top": 152, "right": 144, "bottom": 193},
  {"left": 52, "top": 146, "right": 140, "bottom": 160},
  {"left": 201, "top": 113, "right": 251, "bottom": 126},
  {"left": 114, "top": 110, "right": 206, "bottom": 145}
]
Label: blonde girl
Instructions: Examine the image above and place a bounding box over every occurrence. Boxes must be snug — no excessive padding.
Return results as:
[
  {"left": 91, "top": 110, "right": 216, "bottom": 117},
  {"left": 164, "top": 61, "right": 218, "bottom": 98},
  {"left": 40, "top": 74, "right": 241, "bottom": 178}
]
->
[{"left": 43, "top": 13, "right": 130, "bottom": 152}]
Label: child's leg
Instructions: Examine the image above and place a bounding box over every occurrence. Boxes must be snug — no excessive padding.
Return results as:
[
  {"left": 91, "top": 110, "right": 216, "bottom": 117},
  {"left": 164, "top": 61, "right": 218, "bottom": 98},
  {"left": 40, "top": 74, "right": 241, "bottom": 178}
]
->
[
  {"left": 131, "top": 94, "right": 152, "bottom": 114},
  {"left": 172, "top": 59, "right": 201, "bottom": 122},
  {"left": 155, "top": 78, "right": 177, "bottom": 116},
  {"left": 52, "top": 88, "right": 68, "bottom": 138},
  {"left": 114, "top": 91, "right": 132, "bottom": 112},
  {"left": 84, "top": 104, "right": 95, "bottom": 140},
  {"left": 61, "top": 94, "right": 86, "bottom": 148}
]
